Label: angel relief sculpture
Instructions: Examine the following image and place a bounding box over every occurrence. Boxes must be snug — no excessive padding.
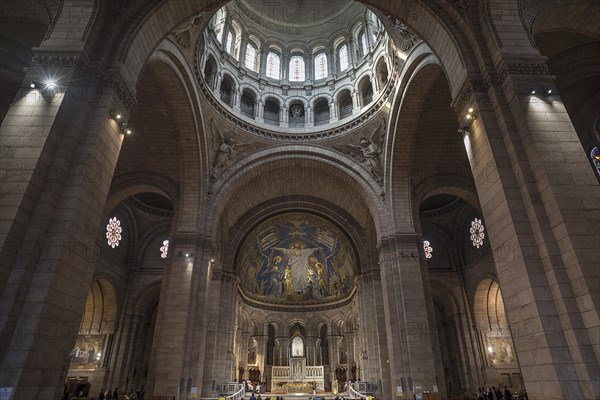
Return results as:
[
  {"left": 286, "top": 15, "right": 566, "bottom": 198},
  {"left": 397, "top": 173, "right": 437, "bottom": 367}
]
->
[
  {"left": 211, "top": 119, "right": 253, "bottom": 177},
  {"left": 336, "top": 118, "right": 386, "bottom": 185}
]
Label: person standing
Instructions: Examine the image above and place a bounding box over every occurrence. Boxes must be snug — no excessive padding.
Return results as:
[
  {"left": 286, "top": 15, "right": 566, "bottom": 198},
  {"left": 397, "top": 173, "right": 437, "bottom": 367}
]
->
[
  {"left": 112, "top": 387, "right": 119, "bottom": 400},
  {"left": 503, "top": 386, "right": 513, "bottom": 400}
]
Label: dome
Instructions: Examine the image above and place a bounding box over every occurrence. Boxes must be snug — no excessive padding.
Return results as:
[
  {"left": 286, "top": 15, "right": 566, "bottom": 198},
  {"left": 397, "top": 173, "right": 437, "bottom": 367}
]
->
[
  {"left": 198, "top": 0, "right": 398, "bottom": 138},
  {"left": 236, "top": 213, "right": 357, "bottom": 309}
]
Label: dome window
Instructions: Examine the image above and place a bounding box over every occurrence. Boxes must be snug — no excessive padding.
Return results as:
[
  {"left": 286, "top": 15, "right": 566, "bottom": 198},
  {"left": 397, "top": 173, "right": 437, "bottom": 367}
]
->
[
  {"left": 338, "top": 44, "right": 349, "bottom": 72},
  {"left": 266, "top": 52, "right": 281, "bottom": 80},
  {"left": 314, "top": 53, "right": 328, "bottom": 80},
  {"left": 289, "top": 55, "right": 305, "bottom": 82}
]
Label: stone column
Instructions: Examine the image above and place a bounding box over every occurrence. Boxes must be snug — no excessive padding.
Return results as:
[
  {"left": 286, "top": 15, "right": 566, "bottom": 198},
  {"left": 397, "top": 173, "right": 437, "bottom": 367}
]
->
[
  {"left": 378, "top": 235, "right": 438, "bottom": 399},
  {"left": 0, "top": 57, "right": 130, "bottom": 400},
  {"left": 198, "top": 267, "right": 238, "bottom": 397},
  {"left": 452, "top": 64, "right": 600, "bottom": 399},
  {"left": 356, "top": 271, "right": 390, "bottom": 396},
  {"left": 306, "top": 336, "right": 317, "bottom": 366},
  {"left": 109, "top": 314, "right": 143, "bottom": 390}
]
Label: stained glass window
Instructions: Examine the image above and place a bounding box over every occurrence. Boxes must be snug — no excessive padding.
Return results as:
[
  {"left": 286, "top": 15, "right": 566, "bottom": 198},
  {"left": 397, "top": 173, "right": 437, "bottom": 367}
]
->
[
  {"left": 212, "top": 9, "right": 226, "bottom": 43},
  {"left": 339, "top": 44, "right": 349, "bottom": 72},
  {"left": 289, "top": 55, "right": 305, "bottom": 82},
  {"left": 291, "top": 336, "right": 304, "bottom": 357},
  {"left": 360, "top": 31, "right": 369, "bottom": 55},
  {"left": 591, "top": 147, "right": 600, "bottom": 177},
  {"left": 106, "top": 217, "right": 122, "bottom": 248},
  {"left": 244, "top": 43, "right": 258, "bottom": 71},
  {"left": 160, "top": 240, "right": 169, "bottom": 259},
  {"left": 226, "top": 30, "right": 234, "bottom": 55},
  {"left": 470, "top": 218, "right": 485, "bottom": 248},
  {"left": 266, "top": 52, "right": 280, "bottom": 79},
  {"left": 314, "top": 53, "right": 328, "bottom": 80},
  {"left": 423, "top": 240, "right": 433, "bottom": 259}
]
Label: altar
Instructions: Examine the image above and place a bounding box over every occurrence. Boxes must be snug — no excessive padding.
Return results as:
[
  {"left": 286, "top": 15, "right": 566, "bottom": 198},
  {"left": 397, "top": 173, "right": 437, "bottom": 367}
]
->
[{"left": 271, "top": 358, "right": 325, "bottom": 393}]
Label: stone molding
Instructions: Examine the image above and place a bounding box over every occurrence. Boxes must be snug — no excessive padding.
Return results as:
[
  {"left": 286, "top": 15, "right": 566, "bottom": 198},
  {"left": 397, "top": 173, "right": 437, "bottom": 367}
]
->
[
  {"left": 30, "top": 54, "right": 137, "bottom": 112},
  {"left": 194, "top": 38, "right": 401, "bottom": 142},
  {"left": 236, "top": 286, "right": 357, "bottom": 312},
  {"left": 212, "top": 269, "right": 235, "bottom": 283},
  {"left": 452, "top": 61, "right": 552, "bottom": 113}
]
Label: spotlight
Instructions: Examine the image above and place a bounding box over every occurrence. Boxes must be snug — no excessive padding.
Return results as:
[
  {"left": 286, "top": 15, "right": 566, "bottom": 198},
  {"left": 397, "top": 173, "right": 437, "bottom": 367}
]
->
[
  {"left": 210, "top": 258, "right": 215, "bottom": 263},
  {"left": 546, "top": 89, "right": 552, "bottom": 95},
  {"left": 185, "top": 253, "right": 190, "bottom": 257},
  {"left": 45, "top": 80, "right": 57, "bottom": 90},
  {"left": 125, "top": 129, "right": 132, "bottom": 135},
  {"left": 530, "top": 88, "right": 536, "bottom": 95},
  {"left": 466, "top": 114, "right": 471, "bottom": 120},
  {"left": 116, "top": 114, "right": 122, "bottom": 120},
  {"left": 30, "top": 81, "right": 36, "bottom": 89},
  {"left": 468, "top": 108, "right": 474, "bottom": 113}
]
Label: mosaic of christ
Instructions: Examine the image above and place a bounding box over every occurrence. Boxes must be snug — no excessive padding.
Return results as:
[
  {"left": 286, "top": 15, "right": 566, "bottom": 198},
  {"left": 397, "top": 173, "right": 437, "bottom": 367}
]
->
[{"left": 238, "top": 213, "right": 356, "bottom": 303}]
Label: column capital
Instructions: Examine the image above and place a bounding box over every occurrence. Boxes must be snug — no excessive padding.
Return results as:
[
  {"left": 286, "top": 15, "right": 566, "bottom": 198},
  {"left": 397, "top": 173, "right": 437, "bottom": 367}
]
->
[{"left": 30, "top": 52, "right": 137, "bottom": 113}]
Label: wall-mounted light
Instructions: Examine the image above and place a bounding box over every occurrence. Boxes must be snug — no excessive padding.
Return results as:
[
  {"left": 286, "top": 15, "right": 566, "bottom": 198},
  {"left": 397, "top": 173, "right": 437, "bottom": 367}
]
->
[
  {"left": 110, "top": 109, "right": 133, "bottom": 136},
  {"left": 465, "top": 107, "right": 477, "bottom": 121}
]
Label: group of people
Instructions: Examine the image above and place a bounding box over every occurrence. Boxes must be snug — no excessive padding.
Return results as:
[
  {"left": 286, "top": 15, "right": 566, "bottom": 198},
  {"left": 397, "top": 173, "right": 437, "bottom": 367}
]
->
[
  {"left": 97, "top": 387, "right": 145, "bottom": 400},
  {"left": 477, "top": 386, "right": 513, "bottom": 400}
]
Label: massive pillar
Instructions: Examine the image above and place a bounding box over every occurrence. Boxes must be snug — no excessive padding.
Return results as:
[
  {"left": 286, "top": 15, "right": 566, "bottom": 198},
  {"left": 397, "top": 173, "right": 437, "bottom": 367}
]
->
[
  {"left": 454, "top": 63, "right": 600, "bottom": 399},
  {"left": 0, "top": 56, "right": 131, "bottom": 399},
  {"left": 378, "top": 235, "right": 439, "bottom": 399},
  {"left": 356, "top": 270, "right": 390, "bottom": 397}
]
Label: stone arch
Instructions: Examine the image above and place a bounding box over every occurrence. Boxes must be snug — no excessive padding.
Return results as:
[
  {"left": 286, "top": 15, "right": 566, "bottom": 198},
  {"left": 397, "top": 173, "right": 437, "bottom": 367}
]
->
[
  {"left": 219, "top": 73, "right": 235, "bottom": 106},
  {"left": 387, "top": 55, "right": 447, "bottom": 230},
  {"left": 78, "top": 279, "right": 119, "bottom": 335},
  {"left": 206, "top": 146, "right": 386, "bottom": 241},
  {"left": 106, "top": 172, "right": 178, "bottom": 217},
  {"left": 144, "top": 46, "right": 207, "bottom": 234},
  {"left": 530, "top": 3, "right": 600, "bottom": 153}
]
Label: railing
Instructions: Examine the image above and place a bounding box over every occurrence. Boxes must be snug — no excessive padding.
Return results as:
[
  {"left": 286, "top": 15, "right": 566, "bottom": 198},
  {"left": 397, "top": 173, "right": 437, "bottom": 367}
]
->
[
  {"left": 225, "top": 383, "right": 245, "bottom": 400},
  {"left": 272, "top": 366, "right": 291, "bottom": 378},
  {"left": 348, "top": 384, "right": 365, "bottom": 399},
  {"left": 348, "top": 382, "right": 375, "bottom": 399}
]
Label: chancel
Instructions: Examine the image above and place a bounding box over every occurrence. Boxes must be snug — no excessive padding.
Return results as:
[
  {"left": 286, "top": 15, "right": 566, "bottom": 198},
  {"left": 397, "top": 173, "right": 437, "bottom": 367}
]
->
[{"left": 1, "top": 1, "right": 599, "bottom": 400}]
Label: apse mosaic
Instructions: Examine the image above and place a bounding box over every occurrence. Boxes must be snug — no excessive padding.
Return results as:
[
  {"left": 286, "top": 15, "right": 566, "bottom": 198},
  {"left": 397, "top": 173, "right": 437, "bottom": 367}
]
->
[{"left": 237, "top": 213, "right": 356, "bottom": 303}]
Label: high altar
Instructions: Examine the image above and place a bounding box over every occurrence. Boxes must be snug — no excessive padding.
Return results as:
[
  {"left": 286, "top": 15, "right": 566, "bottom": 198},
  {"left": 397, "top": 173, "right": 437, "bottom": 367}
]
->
[
  {"left": 271, "top": 358, "right": 325, "bottom": 393},
  {"left": 267, "top": 326, "right": 326, "bottom": 393}
]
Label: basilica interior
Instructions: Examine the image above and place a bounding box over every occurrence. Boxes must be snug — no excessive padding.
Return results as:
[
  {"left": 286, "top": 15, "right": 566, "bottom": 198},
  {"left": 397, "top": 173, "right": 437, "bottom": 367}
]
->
[{"left": 0, "top": 1, "right": 599, "bottom": 400}]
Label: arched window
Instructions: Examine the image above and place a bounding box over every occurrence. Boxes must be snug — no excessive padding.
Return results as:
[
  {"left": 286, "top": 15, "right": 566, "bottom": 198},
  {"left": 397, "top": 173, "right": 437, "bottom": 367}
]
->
[
  {"left": 291, "top": 335, "right": 304, "bottom": 357},
  {"left": 360, "top": 30, "right": 369, "bottom": 56},
  {"left": 211, "top": 8, "right": 226, "bottom": 43},
  {"left": 314, "top": 98, "right": 330, "bottom": 126},
  {"left": 240, "top": 89, "right": 256, "bottom": 119},
  {"left": 314, "top": 52, "right": 328, "bottom": 80},
  {"left": 264, "top": 97, "right": 280, "bottom": 126},
  {"left": 226, "top": 30, "right": 235, "bottom": 54},
  {"left": 244, "top": 42, "right": 258, "bottom": 72},
  {"left": 376, "top": 58, "right": 388, "bottom": 86},
  {"left": 225, "top": 23, "right": 241, "bottom": 60},
  {"left": 359, "top": 76, "right": 373, "bottom": 106},
  {"left": 289, "top": 55, "right": 305, "bottom": 82},
  {"left": 338, "top": 44, "right": 349, "bottom": 72},
  {"left": 266, "top": 52, "right": 281, "bottom": 79},
  {"left": 219, "top": 75, "right": 234, "bottom": 106},
  {"left": 203, "top": 55, "right": 217, "bottom": 88},
  {"left": 338, "top": 89, "right": 353, "bottom": 119}
]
